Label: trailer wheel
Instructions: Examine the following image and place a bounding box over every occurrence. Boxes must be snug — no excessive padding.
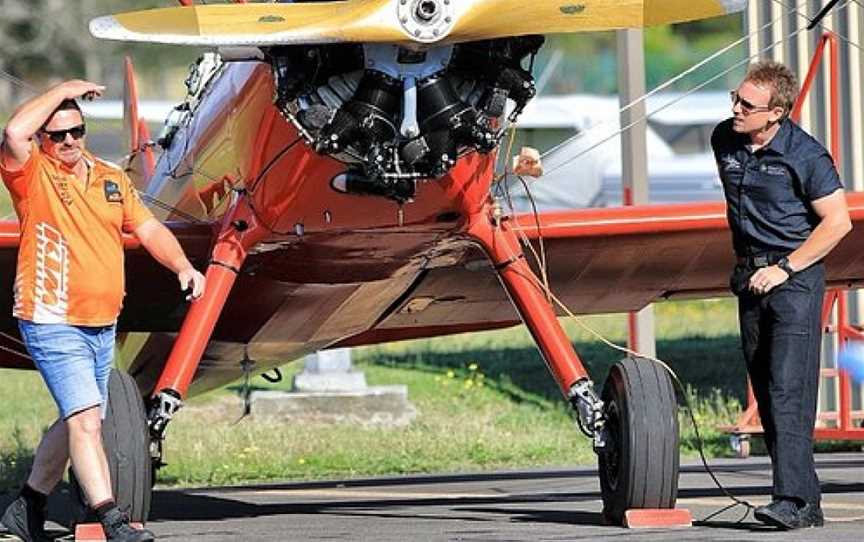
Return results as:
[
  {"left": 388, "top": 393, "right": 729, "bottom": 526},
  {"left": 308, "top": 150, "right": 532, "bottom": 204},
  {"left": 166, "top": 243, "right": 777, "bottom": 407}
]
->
[{"left": 597, "top": 357, "right": 679, "bottom": 525}]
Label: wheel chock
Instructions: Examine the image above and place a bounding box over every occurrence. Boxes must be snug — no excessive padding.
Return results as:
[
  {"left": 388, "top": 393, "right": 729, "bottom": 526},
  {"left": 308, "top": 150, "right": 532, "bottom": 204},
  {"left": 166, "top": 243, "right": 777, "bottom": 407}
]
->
[
  {"left": 75, "top": 523, "right": 145, "bottom": 541},
  {"left": 624, "top": 508, "right": 693, "bottom": 529}
]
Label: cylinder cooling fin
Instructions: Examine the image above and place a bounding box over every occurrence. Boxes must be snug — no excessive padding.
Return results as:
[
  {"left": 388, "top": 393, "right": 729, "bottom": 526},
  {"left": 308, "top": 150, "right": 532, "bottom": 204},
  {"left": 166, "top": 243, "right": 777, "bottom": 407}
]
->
[{"left": 269, "top": 36, "right": 544, "bottom": 202}]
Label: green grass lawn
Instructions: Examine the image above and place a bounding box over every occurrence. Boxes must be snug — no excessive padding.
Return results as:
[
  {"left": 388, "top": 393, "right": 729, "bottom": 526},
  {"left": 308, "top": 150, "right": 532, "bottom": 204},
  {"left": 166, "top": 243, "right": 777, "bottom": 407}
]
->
[{"left": 0, "top": 298, "right": 750, "bottom": 491}]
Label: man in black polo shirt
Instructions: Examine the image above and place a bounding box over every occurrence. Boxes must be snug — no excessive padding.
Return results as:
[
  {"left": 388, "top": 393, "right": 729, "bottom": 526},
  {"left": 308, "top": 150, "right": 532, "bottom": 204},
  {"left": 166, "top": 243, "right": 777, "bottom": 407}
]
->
[{"left": 711, "top": 60, "right": 852, "bottom": 530}]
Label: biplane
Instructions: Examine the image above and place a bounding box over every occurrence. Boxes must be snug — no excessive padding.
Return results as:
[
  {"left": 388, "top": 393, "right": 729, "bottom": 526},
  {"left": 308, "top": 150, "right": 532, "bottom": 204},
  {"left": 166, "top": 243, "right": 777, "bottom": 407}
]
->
[{"left": 1, "top": 0, "right": 862, "bottom": 528}]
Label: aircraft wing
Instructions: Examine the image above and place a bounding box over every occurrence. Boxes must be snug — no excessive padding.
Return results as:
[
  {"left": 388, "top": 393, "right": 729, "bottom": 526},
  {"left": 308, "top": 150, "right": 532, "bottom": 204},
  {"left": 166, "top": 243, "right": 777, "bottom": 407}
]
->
[
  {"left": 336, "top": 195, "right": 864, "bottom": 347},
  {"left": 90, "top": 0, "right": 747, "bottom": 47}
]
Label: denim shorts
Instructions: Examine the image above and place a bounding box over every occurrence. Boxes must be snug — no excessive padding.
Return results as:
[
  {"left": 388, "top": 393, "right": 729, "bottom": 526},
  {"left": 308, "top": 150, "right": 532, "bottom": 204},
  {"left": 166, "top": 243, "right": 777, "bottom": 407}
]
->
[{"left": 18, "top": 320, "right": 116, "bottom": 420}]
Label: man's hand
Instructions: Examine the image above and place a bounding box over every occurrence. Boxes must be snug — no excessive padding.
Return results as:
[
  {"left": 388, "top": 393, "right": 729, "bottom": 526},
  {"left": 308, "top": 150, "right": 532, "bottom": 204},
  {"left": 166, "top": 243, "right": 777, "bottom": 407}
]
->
[
  {"left": 178, "top": 267, "right": 206, "bottom": 301},
  {"left": 60, "top": 80, "right": 106, "bottom": 101},
  {"left": 749, "top": 265, "right": 789, "bottom": 294}
]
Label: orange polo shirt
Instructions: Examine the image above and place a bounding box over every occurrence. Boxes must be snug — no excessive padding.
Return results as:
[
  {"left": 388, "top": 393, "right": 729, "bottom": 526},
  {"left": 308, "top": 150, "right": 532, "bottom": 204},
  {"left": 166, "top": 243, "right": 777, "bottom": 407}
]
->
[{"left": 0, "top": 143, "right": 154, "bottom": 326}]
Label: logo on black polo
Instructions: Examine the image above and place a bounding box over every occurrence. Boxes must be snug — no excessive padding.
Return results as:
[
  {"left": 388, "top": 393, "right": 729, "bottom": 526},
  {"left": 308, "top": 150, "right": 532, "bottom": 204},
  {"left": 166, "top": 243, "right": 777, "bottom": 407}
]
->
[
  {"left": 721, "top": 155, "right": 742, "bottom": 171},
  {"left": 104, "top": 180, "right": 123, "bottom": 203}
]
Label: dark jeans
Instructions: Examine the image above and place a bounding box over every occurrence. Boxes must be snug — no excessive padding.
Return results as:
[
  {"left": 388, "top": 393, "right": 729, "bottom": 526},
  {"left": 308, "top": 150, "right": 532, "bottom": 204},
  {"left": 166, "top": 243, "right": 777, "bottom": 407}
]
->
[{"left": 733, "top": 262, "right": 825, "bottom": 505}]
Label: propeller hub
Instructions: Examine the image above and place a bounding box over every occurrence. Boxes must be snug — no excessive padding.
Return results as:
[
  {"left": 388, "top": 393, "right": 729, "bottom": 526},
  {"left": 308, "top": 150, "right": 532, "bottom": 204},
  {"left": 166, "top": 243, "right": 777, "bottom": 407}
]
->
[{"left": 397, "top": 0, "right": 454, "bottom": 43}]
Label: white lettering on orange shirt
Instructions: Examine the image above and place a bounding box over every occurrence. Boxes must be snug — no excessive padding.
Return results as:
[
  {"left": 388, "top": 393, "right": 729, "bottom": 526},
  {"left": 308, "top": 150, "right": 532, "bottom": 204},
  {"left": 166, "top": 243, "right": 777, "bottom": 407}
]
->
[{"left": 32, "top": 222, "right": 69, "bottom": 322}]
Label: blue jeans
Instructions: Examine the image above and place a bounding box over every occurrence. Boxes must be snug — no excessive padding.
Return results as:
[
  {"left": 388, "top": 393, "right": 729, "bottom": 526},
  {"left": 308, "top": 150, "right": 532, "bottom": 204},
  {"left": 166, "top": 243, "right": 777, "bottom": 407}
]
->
[
  {"left": 736, "top": 263, "right": 825, "bottom": 506},
  {"left": 18, "top": 320, "right": 116, "bottom": 419}
]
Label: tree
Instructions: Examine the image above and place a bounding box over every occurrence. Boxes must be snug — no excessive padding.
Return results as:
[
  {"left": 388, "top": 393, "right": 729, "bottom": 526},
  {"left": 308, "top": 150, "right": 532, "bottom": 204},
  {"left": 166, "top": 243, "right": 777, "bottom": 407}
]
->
[{"left": 0, "top": 0, "right": 198, "bottom": 110}]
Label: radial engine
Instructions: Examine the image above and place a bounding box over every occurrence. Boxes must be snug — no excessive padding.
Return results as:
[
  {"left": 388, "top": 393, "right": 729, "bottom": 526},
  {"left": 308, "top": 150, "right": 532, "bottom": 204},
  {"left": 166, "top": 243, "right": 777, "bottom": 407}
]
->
[{"left": 270, "top": 36, "right": 544, "bottom": 201}]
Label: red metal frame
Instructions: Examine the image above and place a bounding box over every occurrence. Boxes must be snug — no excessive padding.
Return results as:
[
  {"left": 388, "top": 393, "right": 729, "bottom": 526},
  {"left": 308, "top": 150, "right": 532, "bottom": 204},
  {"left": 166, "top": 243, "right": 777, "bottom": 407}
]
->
[{"left": 727, "top": 32, "right": 864, "bottom": 442}]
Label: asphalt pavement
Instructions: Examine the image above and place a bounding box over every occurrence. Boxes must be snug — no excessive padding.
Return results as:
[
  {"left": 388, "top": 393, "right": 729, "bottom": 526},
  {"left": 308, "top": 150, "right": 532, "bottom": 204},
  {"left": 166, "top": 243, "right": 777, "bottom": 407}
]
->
[{"left": 3, "top": 452, "right": 861, "bottom": 541}]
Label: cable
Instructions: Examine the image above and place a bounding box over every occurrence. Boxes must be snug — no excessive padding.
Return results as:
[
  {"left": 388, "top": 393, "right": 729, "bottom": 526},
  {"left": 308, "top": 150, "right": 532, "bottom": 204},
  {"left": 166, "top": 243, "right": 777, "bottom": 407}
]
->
[
  {"left": 809, "top": 0, "right": 843, "bottom": 30},
  {"left": 0, "top": 70, "right": 39, "bottom": 96},
  {"left": 248, "top": 136, "right": 304, "bottom": 193},
  {"left": 137, "top": 192, "right": 210, "bottom": 225}
]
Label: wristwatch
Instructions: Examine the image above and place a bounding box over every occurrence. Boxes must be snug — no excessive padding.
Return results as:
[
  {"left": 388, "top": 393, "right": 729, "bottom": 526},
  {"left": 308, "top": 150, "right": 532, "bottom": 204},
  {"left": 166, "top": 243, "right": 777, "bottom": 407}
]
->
[{"left": 777, "top": 256, "right": 796, "bottom": 277}]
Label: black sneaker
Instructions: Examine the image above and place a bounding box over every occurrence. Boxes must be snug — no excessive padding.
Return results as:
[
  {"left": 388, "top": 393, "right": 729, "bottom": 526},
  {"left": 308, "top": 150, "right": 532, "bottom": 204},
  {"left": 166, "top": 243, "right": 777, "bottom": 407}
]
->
[
  {"left": 754, "top": 499, "right": 825, "bottom": 530},
  {"left": 0, "top": 495, "right": 49, "bottom": 542},
  {"left": 99, "top": 508, "right": 155, "bottom": 542}
]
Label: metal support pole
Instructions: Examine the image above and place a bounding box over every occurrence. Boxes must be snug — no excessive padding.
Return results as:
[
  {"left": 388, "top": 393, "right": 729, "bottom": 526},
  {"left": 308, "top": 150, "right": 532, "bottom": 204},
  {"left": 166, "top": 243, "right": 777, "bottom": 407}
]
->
[{"left": 617, "top": 29, "right": 656, "bottom": 358}]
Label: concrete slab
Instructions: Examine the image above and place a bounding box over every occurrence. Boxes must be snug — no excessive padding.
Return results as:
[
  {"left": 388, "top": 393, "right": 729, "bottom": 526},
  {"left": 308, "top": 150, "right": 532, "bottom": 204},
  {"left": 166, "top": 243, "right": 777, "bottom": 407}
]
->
[{"left": 250, "top": 386, "right": 417, "bottom": 427}]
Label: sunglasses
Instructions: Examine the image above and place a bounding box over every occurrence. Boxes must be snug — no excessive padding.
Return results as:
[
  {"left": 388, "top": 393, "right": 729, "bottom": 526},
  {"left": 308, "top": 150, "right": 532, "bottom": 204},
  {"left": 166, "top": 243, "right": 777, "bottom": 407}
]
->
[
  {"left": 729, "top": 91, "right": 773, "bottom": 115},
  {"left": 43, "top": 124, "right": 86, "bottom": 143}
]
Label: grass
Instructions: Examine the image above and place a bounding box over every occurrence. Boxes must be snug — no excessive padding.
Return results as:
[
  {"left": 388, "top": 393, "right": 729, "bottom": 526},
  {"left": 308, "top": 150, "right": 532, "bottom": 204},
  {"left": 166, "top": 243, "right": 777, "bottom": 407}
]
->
[{"left": 0, "top": 298, "right": 752, "bottom": 491}]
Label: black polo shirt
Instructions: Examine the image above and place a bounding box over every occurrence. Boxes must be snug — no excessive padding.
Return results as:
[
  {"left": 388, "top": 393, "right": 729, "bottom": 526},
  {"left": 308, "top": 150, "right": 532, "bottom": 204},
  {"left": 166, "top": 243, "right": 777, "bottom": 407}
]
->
[{"left": 711, "top": 118, "right": 843, "bottom": 257}]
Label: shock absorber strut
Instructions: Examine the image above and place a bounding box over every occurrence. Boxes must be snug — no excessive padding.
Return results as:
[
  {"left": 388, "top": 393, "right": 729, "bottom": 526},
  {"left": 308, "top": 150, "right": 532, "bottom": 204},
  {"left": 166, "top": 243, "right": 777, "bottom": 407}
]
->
[
  {"left": 148, "top": 191, "right": 267, "bottom": 445},
  {"left": 461, "top": 201, "right": 606, "bottom": 447}
]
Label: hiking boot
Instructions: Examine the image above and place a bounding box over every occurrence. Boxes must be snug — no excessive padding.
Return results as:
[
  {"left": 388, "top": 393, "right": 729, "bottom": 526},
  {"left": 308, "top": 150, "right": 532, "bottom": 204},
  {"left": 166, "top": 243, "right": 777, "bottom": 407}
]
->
[
  {"left": 1, "top": 495, "right": 49, "bottom": 542},
  {"left": 754, "top": 499, "right": 824, "bottom": 530},
  {"left": 99, "top": 507, "right": 155, "bottom": 542}
]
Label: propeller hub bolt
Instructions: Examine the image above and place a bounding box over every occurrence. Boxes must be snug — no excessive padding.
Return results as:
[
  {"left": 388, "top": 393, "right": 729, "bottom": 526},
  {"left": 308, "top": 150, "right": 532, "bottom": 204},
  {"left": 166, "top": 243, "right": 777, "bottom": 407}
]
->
[{"left": 416, "top": 0, "right": 438, "bottom": 22}]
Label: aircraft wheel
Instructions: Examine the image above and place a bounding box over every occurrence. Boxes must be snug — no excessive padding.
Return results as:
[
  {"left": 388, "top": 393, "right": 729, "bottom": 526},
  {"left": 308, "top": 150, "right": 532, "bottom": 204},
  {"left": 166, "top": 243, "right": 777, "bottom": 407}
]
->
[
  {"left": 70, "top": 369, "right": 153, "bottom": 524},
  {"left": 597, "top": 357, "right": 679, "bottom": 525}
]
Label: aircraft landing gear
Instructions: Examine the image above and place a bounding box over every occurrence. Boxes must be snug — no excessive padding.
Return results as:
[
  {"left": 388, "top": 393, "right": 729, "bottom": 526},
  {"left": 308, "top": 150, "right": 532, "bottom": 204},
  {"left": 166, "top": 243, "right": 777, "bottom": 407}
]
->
[
  {"left": 455, "top": 198, "right": 681, "bottom": 525},
  {"left": 598, "top": 357, "right": 680, "bottom": 525},
  {"left": 70, "top": 369, "right": 153, "bottom": 525}
]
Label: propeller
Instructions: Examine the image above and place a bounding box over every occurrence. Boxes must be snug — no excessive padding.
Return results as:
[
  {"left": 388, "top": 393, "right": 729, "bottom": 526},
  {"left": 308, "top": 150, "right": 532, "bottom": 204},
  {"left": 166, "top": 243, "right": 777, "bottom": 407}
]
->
[{"left": 90, "top": 0, "right": 747, "bottom": 47}]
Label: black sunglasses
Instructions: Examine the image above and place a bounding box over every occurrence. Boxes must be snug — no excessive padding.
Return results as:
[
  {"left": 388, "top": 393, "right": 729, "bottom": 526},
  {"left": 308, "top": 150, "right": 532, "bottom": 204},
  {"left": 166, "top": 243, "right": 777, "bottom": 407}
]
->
[
  {"left": 43, "top": 124, "right": 86, "bottom": 143},
  {"left": 729, "top": 91, "right": 772, "bottom": 115}
]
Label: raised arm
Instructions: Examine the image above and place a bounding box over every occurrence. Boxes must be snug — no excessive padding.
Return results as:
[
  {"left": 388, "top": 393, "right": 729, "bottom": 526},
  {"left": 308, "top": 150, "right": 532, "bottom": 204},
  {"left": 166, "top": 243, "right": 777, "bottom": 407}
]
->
[{"left": 1, "top": 80, "right": 105, "bottom": 169}]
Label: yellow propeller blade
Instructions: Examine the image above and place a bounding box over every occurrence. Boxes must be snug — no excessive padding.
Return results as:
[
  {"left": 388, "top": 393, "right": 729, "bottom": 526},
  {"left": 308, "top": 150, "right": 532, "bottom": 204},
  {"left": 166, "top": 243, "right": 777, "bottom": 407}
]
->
[
  {"left": 89, "top": 0, "right": 746, "bottom": 47},
  {"left": 444, "top": 0, "right": 747, "bottom": 44},
  {"left": 89, "top": 1, "right": 406, "bottom": 46}
]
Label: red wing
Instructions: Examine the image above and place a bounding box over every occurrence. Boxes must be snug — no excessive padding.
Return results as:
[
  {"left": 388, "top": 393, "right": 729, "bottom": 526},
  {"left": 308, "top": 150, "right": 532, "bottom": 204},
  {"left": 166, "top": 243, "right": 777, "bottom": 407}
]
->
[{"left": 339, "top": 195, "right": 864, "bottom": 347}]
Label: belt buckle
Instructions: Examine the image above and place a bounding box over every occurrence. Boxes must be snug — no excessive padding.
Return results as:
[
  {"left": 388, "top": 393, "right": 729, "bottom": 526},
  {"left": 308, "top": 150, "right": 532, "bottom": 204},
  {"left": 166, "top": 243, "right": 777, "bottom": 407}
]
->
[{"left": 753, "top": 255, "right": 770, "bottom": 268}]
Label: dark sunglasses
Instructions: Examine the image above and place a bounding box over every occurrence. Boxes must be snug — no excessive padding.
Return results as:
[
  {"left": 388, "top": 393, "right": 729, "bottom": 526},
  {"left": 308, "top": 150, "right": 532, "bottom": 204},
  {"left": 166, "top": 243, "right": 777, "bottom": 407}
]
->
[
  {"left": 43, "top": 124, "right": 86, "bottom": 143},
  {"left": 729, "top": 91, "right": 773, "bottom": 115}
]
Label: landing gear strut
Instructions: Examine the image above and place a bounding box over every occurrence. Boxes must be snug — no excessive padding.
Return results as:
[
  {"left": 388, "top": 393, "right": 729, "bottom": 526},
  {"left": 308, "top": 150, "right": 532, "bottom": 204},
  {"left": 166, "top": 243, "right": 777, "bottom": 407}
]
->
[{"left": 454, "top": 192, "right": 680, "bottom": 525}]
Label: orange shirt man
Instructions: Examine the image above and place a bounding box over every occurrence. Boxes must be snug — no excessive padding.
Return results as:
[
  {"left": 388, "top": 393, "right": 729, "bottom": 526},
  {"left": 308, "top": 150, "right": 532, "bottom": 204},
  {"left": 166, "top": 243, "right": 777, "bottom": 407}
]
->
[
  {"left": 0, "top": 80, "right": 204, "bottom": 542},
  {"left": 2, "top": 141, "right": 154, "bottom": 325}
]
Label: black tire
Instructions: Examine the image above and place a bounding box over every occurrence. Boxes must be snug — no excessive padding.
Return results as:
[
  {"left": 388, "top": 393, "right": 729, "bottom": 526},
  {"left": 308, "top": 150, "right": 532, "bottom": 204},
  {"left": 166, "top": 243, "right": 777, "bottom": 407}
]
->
[
  {"left": 597, "top": 357, "right": 679, "bottom": 525},
  {"left": 70, "top": 368, "right": 152, "bottom": 524}
]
